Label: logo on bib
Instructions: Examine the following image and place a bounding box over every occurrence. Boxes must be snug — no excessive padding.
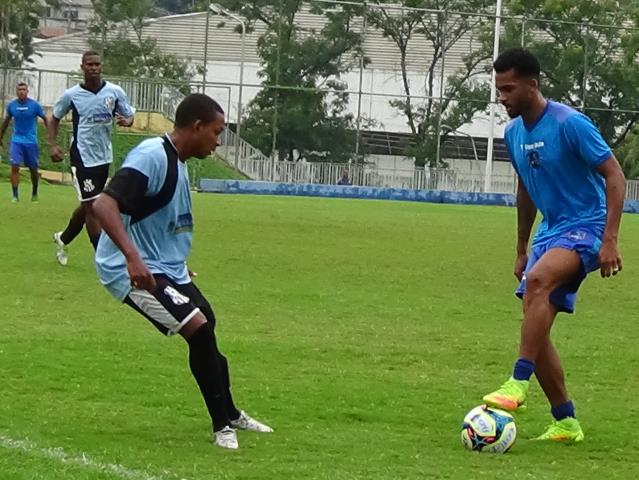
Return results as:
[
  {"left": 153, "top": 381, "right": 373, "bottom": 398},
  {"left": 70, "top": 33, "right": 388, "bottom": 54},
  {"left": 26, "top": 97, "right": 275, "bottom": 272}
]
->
[
  {"left": 83, "top": 179, "right": 95, "bottom": 192},
  {"left": 164, "top": 286, "right": 190, "bottom": 305}
]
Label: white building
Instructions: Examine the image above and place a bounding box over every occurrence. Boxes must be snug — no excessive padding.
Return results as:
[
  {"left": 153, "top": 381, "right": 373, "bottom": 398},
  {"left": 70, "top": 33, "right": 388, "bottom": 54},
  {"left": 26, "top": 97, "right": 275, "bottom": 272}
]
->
[
  {"left": 38, "top": 0, "right": 94, "bottom": 37},
  {"left": 30, "top": 8, "right": 514, "bottom": 181}
]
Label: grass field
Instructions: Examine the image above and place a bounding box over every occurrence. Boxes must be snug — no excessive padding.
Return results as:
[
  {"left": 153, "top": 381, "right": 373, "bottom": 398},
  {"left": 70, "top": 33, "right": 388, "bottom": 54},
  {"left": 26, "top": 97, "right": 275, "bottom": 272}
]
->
[{"left": 1, "top": 182, "right": 639, "bottom": 479}]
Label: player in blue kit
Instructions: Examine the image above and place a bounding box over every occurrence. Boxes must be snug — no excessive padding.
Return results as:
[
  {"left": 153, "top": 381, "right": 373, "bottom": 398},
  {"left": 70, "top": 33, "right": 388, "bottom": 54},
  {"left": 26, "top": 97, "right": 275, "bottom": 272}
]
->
[
  {"left": 482, "top": 49, "right": 626, "bottom": 442},
  {"left": 0, "top": 82, "right": 48, "bottom": 202},
  {"left": 49, "top": 51, "right": 135, "bottom": 265},
  {"left": 92, "top": 94, "right": 272, "bottom": 450}
]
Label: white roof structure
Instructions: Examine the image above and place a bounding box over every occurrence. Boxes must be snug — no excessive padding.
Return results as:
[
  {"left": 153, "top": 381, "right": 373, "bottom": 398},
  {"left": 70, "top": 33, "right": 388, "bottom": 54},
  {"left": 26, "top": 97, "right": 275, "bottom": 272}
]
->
[
  {"left": 34, "top": 9, "right": 488, "bottom": 74},
  {"left": 31, "top": 7, "right": 505, "bottom": 139}
]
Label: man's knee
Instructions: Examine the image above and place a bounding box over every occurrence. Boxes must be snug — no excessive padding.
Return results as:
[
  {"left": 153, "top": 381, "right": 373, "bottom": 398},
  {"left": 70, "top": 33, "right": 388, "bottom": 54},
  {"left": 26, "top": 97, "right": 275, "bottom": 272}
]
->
[
  {"left": 180, "top": 312, "right": 209, "bottom": 341},
  {"left": 524, "top": 271, "right": 552, "bottom": 301}
]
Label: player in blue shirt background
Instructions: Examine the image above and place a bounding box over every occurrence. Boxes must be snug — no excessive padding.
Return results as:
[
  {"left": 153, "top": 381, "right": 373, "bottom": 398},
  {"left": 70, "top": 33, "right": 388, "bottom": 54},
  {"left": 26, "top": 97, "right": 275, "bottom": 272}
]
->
[
  {"left": 481, "top": 48, "right": 626, "bottom": 443},
  {"left": 0, "top": 82, "right": 48, "bottom": 203}
]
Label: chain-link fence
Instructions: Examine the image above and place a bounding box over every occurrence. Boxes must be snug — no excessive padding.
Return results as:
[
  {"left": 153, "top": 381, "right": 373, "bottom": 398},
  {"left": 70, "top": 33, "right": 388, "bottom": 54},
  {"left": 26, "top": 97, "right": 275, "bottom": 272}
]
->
[
  {"left": 203, "top": 1, "right": 637, "bottom": 188},
  {"left": 266, "top": 2, "right": 637, "bottom": 162},
  {"left": 0, "top": 67, "right": 239, "bottom": 186},
  {"left": 212, "top": 1, "right": 638, "bottom": 193},
  {"left": 0, "top": 68, "right": 232, "bottom": 128},
  {"left": 2, "top": 1, "right": 638, "bottom": 194}
]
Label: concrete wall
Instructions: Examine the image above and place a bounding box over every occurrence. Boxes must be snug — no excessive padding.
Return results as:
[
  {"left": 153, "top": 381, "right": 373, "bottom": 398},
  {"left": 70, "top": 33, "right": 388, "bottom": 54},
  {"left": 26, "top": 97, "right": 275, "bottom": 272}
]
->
[
  {"left": 199, "top": 179, "right": 517, "bottom": 206},
  {"left": 198, "top": 179, "right": 639, "bottom": 214}
]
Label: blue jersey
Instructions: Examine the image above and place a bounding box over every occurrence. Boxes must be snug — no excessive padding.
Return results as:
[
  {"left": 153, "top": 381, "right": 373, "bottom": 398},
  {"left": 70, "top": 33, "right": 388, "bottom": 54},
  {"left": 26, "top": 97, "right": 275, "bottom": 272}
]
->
[
  {"left": 53, "top": 81, "right": 135, "bottom": 167},
  {"left": 504, "top": 100, "right": 612, "bottom": 246},
  {"left": 95, "top": 136, "right": 193, "bottom": 301},
  {"left": 6, "top": 98, "right": 46, "bottom": 145}
]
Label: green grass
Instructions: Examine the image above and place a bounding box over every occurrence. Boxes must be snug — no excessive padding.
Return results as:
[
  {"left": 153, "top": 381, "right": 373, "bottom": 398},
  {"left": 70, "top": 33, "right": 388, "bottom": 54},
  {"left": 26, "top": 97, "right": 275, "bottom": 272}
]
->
[{"left": 1, "top": 183, "right": 639, "bottom": 479}]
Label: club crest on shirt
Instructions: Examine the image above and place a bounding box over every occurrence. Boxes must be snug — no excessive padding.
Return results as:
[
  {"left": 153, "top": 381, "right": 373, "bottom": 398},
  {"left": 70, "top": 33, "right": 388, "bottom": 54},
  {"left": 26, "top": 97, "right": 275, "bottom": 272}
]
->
[
  {"left": 527, "top": 150, "right": 541, "bottom": 168},
  {"left": 104, "top": 95, "right": 115, "bottom": 111},
  {"left": 523, "top": 141, "right": 544, "bottom": 169}
]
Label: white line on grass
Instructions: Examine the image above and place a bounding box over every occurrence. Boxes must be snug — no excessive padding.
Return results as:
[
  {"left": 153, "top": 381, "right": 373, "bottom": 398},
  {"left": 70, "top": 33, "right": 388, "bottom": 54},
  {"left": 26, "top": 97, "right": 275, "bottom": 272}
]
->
[{"left": 0, "top": 434, "right": 185, "bottom": 480}]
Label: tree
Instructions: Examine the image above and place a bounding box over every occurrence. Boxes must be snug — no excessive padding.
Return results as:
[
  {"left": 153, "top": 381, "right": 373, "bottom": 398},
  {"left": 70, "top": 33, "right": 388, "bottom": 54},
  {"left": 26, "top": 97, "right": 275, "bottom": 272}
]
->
[
  {"left": 615, "top": 130, "right": 639, "bottom": 180},
  {"left": 366, "top": 0, "right": 494, "bottom": 167},
  {"left": 364, "top": 0, "right": 639, "bottom": 171},
  {"left": 87, "top": 0, "right": 197, "bottom": 92},
  {"left": 217, "top": 1, "right": 366, "bottom": 162},
  {"left": 500, "top": 0, "right": 639, "bottom": 151},
  {"left": 0, "top": 0, "right": 56, "bottom": 67}
]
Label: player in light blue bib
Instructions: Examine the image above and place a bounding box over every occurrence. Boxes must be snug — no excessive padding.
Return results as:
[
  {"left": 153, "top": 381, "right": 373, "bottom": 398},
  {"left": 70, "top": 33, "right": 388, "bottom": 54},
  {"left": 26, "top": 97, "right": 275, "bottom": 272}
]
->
[
  {"left": 48, "top": 51, "right": 135, "bottom": 265},
  {"left": 481, "top": 48, "right": 626, "bottom": 443},
  {"left": 93, "top": 94, "right": 273, "bottom": 450}
]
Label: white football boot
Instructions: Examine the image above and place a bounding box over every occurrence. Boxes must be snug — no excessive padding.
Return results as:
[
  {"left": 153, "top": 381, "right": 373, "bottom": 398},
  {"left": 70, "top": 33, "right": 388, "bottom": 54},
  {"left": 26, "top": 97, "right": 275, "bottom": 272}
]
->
[
  {"left": 53, "top": 232, "right": 68, "bottom": 266},
  {"left": 214, "top": 426, "right": 239, "bottom": 450},
  {"left": 230, "top": 411, "right": 274, "bottom": 433}
]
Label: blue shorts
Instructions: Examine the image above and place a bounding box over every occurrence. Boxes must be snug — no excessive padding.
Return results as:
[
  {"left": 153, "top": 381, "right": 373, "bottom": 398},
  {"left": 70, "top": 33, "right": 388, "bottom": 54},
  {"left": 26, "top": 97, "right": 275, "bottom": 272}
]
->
[
  {"left": 515, "top": 228, "right": 601, "bottom": 314},
  {"left": 9, "top": 142, "right": 39, "bottom": 169}
]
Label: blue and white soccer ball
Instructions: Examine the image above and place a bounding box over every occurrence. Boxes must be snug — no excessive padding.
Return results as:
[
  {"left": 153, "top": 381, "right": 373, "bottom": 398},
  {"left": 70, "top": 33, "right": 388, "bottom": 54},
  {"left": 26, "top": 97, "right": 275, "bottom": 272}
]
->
[{"left": 460, "top": 405, "right": 517, "bottom": 453}]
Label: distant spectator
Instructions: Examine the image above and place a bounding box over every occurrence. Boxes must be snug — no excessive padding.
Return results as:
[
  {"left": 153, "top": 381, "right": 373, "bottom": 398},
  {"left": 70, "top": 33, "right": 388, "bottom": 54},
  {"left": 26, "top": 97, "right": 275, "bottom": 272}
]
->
[{"left": 337, "top": 169, "right": 352, "bottom": 185}]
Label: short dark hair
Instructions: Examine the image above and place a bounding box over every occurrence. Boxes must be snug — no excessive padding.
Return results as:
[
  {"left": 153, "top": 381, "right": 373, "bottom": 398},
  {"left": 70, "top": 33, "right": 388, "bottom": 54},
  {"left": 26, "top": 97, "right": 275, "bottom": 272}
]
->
[
  {"left": 16, "top": 82, "right": 28, "bottom": 88},
  {"left": 494, "top": 48, "right": 541, "bottom": 80},
  {"left": 174, "top": 94, "right": 225, "bottom": 128},
  {"left": 82, "top": 50, "right": 100, "bottom": 63}
]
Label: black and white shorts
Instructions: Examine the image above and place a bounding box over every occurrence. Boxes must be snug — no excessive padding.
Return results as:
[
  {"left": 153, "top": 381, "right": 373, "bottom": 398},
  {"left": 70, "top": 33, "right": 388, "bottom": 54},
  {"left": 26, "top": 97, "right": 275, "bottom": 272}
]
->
[
  {"left": 123, "top": 275, "right": 216, "bottom": 336},
  {"left": 71, "top": 162, "right": 110, "bottom": 202}
]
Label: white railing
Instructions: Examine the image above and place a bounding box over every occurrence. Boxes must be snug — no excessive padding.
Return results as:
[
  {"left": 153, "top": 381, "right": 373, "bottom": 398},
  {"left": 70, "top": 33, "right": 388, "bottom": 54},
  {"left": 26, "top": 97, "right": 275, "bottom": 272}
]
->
[
  {"left": 0, "top": 68, "right": 180, "bottom": 112},
  {"left": 220, "top": 128, "right": 270, "bottom": 174},
  {"left": 627, "top": 179, "right": 639, "bottom": 201},
  {"left": 232, "top": 156, "right": 519, "bottom": 194},
  {"left": 157, "top": 85, "right": 272, "bottom": 177},
  {"left": 160, "top": 85, "right": 185, "bottom": 122},
  {"left": 229, "top": 158, "right": 639, "bottom": 199}
]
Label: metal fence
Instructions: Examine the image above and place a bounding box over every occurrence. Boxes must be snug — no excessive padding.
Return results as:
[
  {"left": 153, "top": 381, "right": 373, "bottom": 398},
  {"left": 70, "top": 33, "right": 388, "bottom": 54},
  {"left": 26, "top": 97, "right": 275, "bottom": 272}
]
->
[
  {"left": 3, "top": 65, "right": 639, "bottom": 198},
  {"left": 2, "top": 1, "right": 638, "bottom": 196},
  {"left": 231, "top": 156, "right": 639, "bottom": 200},
  {"left": 198, "top": 2, "right": 638, "bottom": 190},
  {"left": 268, "top": 1, "right": 639, "bottom": 166},
  {"left": 233, "top": 155, "right": 519, "bottom": 193}
]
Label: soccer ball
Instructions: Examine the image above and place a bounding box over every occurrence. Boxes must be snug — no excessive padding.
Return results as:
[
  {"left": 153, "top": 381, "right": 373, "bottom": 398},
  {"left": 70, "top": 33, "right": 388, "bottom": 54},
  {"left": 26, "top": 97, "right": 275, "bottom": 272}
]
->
[{"left": 460, "top": 405, "right": 517, "bottom": 453}]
